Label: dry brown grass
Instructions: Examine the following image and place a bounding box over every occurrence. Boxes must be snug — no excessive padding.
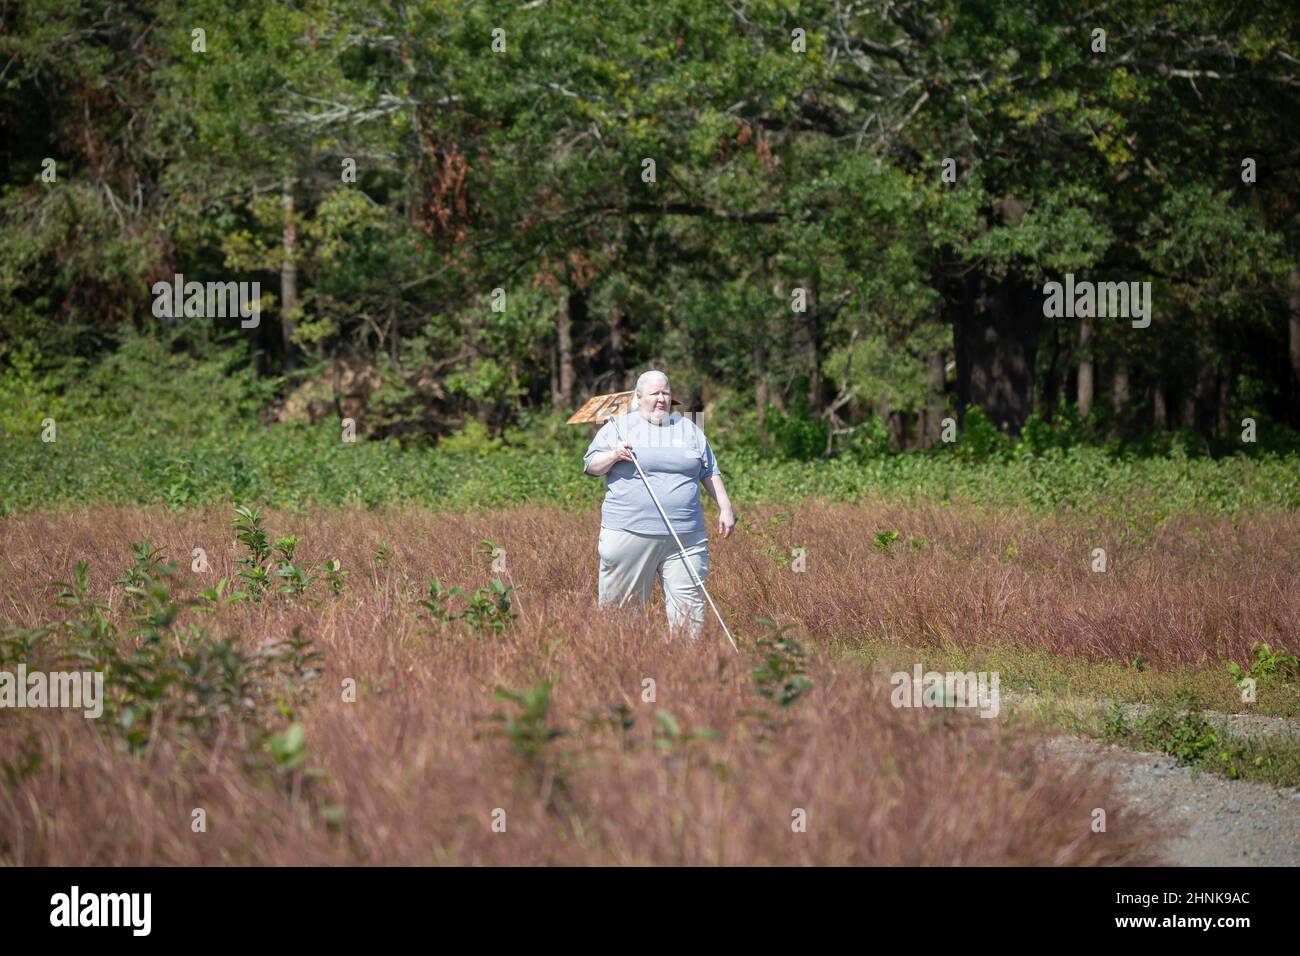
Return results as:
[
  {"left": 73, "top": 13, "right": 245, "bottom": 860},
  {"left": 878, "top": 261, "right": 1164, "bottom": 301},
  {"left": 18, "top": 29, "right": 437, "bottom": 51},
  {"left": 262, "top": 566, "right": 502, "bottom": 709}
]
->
[{"left": 8, "top": 498, "right": 1289, "bottom": 865}]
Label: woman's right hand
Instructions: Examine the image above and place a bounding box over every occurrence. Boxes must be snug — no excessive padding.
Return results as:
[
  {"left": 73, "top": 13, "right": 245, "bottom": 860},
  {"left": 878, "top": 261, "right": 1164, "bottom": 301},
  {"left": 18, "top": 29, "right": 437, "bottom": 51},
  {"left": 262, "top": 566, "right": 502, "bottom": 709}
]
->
[{"left": 585, "top": 441, "right": 636, "bottom": 476}]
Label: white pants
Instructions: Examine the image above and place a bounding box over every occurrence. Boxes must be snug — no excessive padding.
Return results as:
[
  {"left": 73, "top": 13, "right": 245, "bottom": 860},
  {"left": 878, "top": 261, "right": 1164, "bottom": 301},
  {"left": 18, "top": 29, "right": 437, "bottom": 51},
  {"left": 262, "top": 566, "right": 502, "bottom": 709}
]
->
[{"left": 597, "top": 526, "right": 710, "bottom": 637}]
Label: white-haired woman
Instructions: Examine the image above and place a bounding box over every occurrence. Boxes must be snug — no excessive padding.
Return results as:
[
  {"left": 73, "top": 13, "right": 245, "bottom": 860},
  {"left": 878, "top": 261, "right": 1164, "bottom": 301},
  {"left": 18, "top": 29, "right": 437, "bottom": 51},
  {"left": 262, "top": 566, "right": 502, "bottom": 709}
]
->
[{"left": 583, "top": 370, "right": 734, "bottom": 637}]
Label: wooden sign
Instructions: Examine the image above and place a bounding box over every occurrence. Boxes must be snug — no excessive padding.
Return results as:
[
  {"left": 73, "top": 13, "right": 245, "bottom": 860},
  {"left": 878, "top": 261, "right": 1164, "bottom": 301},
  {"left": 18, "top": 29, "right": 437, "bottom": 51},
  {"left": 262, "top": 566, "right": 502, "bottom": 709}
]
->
[{"left": 565, "top": 390, "right": 680, "bottom": 425}]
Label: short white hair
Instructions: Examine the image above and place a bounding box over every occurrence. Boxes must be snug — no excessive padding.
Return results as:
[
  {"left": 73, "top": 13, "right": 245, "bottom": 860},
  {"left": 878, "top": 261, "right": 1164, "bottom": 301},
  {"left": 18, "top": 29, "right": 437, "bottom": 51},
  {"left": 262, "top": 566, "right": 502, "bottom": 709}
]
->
[{"left": 634, "top": 369, "right": 670, "bottom": 397}]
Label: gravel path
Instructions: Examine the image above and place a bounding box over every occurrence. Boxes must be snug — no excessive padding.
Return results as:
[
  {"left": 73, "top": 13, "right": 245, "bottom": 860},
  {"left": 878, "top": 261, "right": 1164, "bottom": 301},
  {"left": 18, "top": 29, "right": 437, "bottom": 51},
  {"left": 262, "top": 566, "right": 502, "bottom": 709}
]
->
[
  {"left": 1006, "top": 691, "right": 1300, "bottom": 865},
  {"left": 1040, "top": 734, "right": 1300, "bottom": 866}
]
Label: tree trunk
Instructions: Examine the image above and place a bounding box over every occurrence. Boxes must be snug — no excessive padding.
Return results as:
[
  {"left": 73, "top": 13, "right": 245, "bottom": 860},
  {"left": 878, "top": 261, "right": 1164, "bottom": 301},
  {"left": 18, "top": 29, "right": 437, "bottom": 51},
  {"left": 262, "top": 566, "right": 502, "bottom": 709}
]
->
[
  {"left": 1041, "top": 311, "right": 1062, "bottom": 421},
  {"left": 1290, "top": 268, "right": 1300, "bottom": 423},
  {"left": 875, "top": 396, "right": 893, "bottom": 451},
  {"left": 549, "top": 335, "right": 560, "bottom": 410},
  {"left": 1077, "top": 319, "right": 1093, "bottom": 418},
  {"left": 948, "top": 268, "right": 1041, "bottom": 435},
  {"left": 755, "top": 253, "right": 775, "bottom": 425},
  {"left": 799, "top": 276, "right": 822, "bottom": 412},
  {"left": 280, "top": 174, "right": 298, "bottom": 371},
  {"left": 606, "top": 224, "right": 628, "bottom": 391},
  {"left": 1111, "top": 362, "right": 1129, "bottom": 437},
  {"left": 924, "top": 350, "right": 945, "bottom": 446},
  {"left": 1153, "top": 382, "right": 1168, "bottom": 429},
  {"left": 555, "top": 290, "right": 576, "bottom": 411},
  {"left": 1188, "top": 356, "right": 1214, "bottom": 431},
  {"left": 1217, "top": 367, "right": 1231, "bottom": 437},
  {"left": 609, "top": 303, "right": 625, "bottom": 390},
  {"left": 1111, "top": 362, "right": 1129, "bottom": 411}
]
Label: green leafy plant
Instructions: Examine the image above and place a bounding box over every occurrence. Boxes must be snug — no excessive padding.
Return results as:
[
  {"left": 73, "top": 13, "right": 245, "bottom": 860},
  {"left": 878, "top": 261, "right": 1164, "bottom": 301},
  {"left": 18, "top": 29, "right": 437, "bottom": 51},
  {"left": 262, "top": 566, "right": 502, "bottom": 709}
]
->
[
  {"left": 22, "top": 551, "right": 326, "bottom": 761},
  {"left": 418, "top": 578, "right": 460, "bottom": 623},
  {"left": 233, "top": 505, "right": 273, "bottom": 601},
  {"left": 488, "top": 681, "right": 565, "bottom": 763},
  {"left": 272, "top": 535, "right": 313, "bottom": 597},
  {"left": 113, "top": 540, "right": 173, "bottom": 610},
  {"left": 322, "top": 557, "right": 347, "bottom": 595},
  {"left": 1227, "top": 642, "right": 1300, "bottom": 685},
  {"left": 229, "top": 507, "right": 336, "bottom": 604},
  {"left": 476, "top": 538, "right": 502, "bottom": 570},
  {"left": 1136, "top": 691, "right": 1220, "bottom": 766},
  {"left": 418, "top": 577, "right": 515, "bottom": 633},
  {"left": 873, "top": 531, "right": 901, "bottom": 553},
  {"left": 463, "top": 579, "right": 514, "bottom": 631},
  {"left": 751, "top": 618, "right": 813, "bottom": 711},
  {"left": 268, "top": 723, "right": 307, "bottom": 771},
  {"left": 1101, "top": 699, "right": 1130, "bottom": 740},
  {"left": 651, "top": 708, "right": 720, "bottom": 755},
  {"left": 580, "top": 703, "right": 636, "bottom": 749},
  {"left": 196, "top": 576, "right": 232, "bottom": 611}
]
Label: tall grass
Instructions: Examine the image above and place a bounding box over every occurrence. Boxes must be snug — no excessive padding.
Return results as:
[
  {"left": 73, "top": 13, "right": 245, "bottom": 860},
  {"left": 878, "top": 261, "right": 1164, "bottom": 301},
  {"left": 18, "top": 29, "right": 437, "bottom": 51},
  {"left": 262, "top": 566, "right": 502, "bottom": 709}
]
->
[{"left": 0, "top": 501, "right": 1187, "bottom": 865}]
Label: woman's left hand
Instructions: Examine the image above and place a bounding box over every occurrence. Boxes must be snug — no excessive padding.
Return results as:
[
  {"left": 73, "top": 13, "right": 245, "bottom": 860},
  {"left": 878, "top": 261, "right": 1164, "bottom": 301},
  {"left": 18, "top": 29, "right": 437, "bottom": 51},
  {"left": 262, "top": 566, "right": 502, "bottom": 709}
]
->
[{"left": 718, "top": 507, "right": 735, "bottom": 538}]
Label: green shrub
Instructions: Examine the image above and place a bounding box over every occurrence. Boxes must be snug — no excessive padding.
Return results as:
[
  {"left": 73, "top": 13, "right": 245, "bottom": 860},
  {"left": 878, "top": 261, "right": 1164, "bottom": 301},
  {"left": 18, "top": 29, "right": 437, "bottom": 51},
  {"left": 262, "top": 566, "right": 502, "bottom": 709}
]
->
[
  {"left": 751, "top": 619, "right": 813, "bottom": 712},
  {"left": 6, "top": 404, "right": 1300, "bottom": 518},
  {"left": 419, "top": 578, "right": 515, "bottom": 633},
  {"left": 1227, "top": 642, "right": 1300, "bottom": 685},
  {"left": 5, "top": 552, "right": 323, "bottom": 758}
]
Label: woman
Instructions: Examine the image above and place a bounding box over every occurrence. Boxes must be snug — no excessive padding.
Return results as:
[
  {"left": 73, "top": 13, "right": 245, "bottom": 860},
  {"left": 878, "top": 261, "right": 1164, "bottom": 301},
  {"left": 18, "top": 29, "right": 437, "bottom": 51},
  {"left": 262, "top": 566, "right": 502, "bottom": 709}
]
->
[{"left": 583, "top": 370, "right": 734, "bottom": 637}]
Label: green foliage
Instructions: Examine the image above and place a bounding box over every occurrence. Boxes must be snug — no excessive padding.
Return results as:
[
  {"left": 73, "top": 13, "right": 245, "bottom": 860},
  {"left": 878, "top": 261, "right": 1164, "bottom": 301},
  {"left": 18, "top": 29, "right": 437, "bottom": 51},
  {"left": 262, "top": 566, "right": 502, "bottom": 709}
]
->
[
  {"left": 1227, "top": 642, "right": 1300, "bottom": 685},
  {"left": 1101, "top": 700, "right": 1130, "bottom": 740},
  {"left": 1016, "top": 398, "right": 1087, "bottom": 458},
  {"left": 873, "top": 531, "right": 901, "bottom": 553},
  {"left": 750, "top": 618, "right": 813, "bottom": 712},
  {"left": 651, "top": 708, "right": 720, "bottom": 756},
  {"left": 2, "top": 0, "right": 1299, "bottom": 459},
  {"left": 950, "top": 405, "right": 1013, "bottom": 463},
  {"left": 476, "top": 538, "right": 505, "bottom": 574},
  {"left": 230, "top": 506, "right": 339, "bottom": 603},
  {"left": 762, "top": 401, "right": 830, "bottom": 461},
  {"left": 233, "top": 506, "right": 273, "bottom": 602},
  {"left": 488, "top": 681, "right": 565, "bottom": 763},
  {"left": 269, "top": 723, "right": 308, "bottom": 772},
  {"left": 273, "top": 536, "right": 313, "bottom": 597},
  {"left": 0, "top": 329, "right": 277, "bottom": 447},
  {"left": 1098, "top": 691, "right": 1296, "bottom": 783},
  {"left": 8, "top": 417, "right": 1300, "bottom": 520},
  {"left": 2, "top": 550, "right": 324, "bottom": 759},
  {"left": 419, "top": 577, "right": 515, "bottom": 633},
  {"left": 1139, "top": 692, "right": 1221, "bottom": 766},
  {"left": 322, "top": 557, "right": 347, "bottom": 595},
  {"left": 113, "top": 540, "right": 174, "bottom": 611},
  {"left": 7, "top": 418, "right": 1300, "bottom": 522}
]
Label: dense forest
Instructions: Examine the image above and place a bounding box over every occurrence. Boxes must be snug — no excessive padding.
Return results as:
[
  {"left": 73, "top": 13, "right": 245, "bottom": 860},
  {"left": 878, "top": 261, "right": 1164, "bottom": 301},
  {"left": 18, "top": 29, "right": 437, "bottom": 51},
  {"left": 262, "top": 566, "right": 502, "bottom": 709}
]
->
[{"left": 3, "top": 0, "right": 1298, "bottom": 456}]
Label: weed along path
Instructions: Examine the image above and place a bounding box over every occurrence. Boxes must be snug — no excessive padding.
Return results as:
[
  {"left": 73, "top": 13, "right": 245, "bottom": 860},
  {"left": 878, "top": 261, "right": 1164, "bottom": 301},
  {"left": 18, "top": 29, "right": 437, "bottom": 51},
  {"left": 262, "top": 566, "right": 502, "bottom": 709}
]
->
[{"left": 1040, "top": 735, "right": 1300, "bottom": 867}]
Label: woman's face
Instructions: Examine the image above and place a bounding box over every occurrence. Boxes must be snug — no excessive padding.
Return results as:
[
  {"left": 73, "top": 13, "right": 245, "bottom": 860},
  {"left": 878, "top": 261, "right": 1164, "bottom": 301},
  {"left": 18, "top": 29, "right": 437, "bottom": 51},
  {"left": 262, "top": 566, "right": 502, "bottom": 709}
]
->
[{"left": 637, "top": 378, "right": 671, "bottom": 423}]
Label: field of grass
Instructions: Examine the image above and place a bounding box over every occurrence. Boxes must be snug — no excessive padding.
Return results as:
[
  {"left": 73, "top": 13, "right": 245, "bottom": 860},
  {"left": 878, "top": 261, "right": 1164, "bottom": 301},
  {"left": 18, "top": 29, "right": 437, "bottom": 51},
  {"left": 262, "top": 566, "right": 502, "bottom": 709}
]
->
[
  {"left": 3, "top": 496, "right": 1298, "bottom": 864},
  {"left": 6, "top": 417, "right": 1300, "bottom": 521},
  {"left": 5, "top": 345, "right": 1299, "bottom": 863}
]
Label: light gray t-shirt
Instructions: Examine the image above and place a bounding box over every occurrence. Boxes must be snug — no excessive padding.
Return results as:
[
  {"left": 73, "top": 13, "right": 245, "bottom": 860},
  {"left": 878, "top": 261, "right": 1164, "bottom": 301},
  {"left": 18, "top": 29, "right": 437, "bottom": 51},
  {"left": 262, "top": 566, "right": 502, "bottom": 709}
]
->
[{"left": 583, "top": 410, "right": 721, "bottom": 535}]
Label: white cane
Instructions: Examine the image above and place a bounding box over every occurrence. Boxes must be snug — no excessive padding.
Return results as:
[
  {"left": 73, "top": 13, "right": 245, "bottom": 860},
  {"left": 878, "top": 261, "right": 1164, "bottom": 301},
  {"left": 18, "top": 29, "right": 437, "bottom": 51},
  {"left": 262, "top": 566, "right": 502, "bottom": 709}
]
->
[{"left": 616, "top": 421, "right": 738, "bottom": 653}]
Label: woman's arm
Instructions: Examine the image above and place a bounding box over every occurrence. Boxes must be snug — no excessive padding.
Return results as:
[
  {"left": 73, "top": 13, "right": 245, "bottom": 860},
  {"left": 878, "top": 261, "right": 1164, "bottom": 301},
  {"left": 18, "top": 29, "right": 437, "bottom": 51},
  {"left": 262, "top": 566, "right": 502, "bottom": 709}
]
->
[
  {"left": 701, "top": 473, "right": 734, "bottom": 537},
  {"left": 585, "top": 442, "right": 634, "bottom": 476}
]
